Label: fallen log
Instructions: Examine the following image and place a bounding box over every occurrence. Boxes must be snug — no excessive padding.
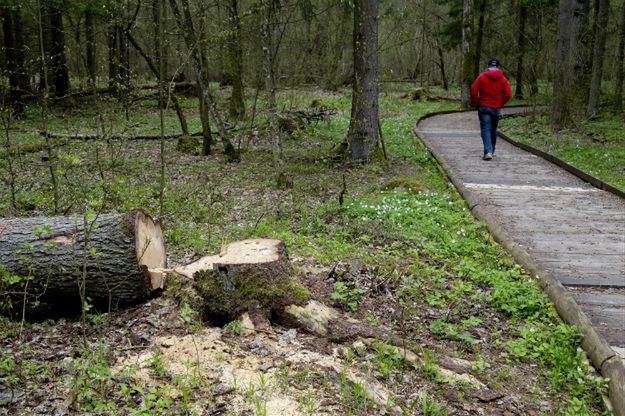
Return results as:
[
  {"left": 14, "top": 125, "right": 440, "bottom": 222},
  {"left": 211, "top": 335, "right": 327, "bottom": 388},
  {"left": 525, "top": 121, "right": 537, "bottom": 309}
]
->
[
  {"left": 38, "top": 124, "right": 239, "bottom": 142},
  {"left": 0, "top": 209, "right": 166, "bottom": 314},
  {"left": 38, "top": 129, "right": 204, "bottom": 141}
]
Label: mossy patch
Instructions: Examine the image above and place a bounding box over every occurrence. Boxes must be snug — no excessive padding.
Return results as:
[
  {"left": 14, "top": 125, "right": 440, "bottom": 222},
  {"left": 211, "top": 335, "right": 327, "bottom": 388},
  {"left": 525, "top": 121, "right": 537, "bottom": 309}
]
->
[
  {"left": 192, "top": 262, "right": 310, "bottom": 319},
  {"left": 278, "top": 113, "right": 306, "bottom": 134},
  {"left": 163, "top": 274, "right": 205, "bottom": 313},
  {"left": 176, "top": 135, "right": 200, "bottom": 154}
]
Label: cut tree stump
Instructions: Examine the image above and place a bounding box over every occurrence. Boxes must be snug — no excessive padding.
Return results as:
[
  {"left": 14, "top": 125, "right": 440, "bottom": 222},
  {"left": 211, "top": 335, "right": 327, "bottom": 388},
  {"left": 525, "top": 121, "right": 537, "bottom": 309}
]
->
[
  {"left": 0, "top": 209, "right": 166, "bottom": 313},
  {"left": 167, "top": 239, "right": 309, "bottom": 319}
]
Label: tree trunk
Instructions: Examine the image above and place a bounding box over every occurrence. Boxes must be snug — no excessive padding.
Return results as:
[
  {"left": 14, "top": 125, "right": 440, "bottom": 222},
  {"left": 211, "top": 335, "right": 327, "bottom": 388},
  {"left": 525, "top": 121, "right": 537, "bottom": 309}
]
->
[
  {"left": 514, "top": 4, "right": 527, "bottom": 99},
  {"left": 46, "top": 0, "right": 70, "bottom": 97},
  {"left": 227, "top": 0, "right": 245, "bottom": 121},
  {"left": 153, "top": 0, "right": 164, "bottom": 108},
  {"left": 324, "top": 3, "right": 351, "bottom": 91},
  {"left": 436, "top": 37, "right": 448, "bottom": 90},
  {"left": 168, "top": 0, "right": 235, "bottom": 157},
  {"left": 473, "top": 0, "right": 486, "bottom": 79},
  {"left": 260, "top": 0, "right": 283, "bottom": 173},
  {"left": 196, "top": 9, "right": 213, "bottom": 156},
  {"left": 170, "top": 239, "right": 308, "bottom": 319},
  {"left": 126, "top": 30, "right": 189, "bottom": 135},
  {"left": 156, "top": 0, "right": 168, "bottom": 83},
  {"left": 551, "top": 0, "right": 585, "bottom": 128},
  {"left": 573, "top": 0, "right": 592, "bottom": 103},
  {"left": 0, "top": 210, "right": 166, "bottom": 314},
  {"left": 615, "top": 2, "right": 625, "bottom": 112},
  {"left": 108, "top": 25, "right": 119, "bottom": 91},
  {"left": 586, "top": 0, "right": 609, "bottom": 115},
  {"left": 347, "top": 0, "right": 379, "bottom": 161},
  {"left": 461, "top": 0, "right": 474, "bottom": 109},
  {"left": 527, "top": 8, "right": 540, "bottom": 97},
  {"left": 118, "top": 25, "right": 129, "bottom": 96},
  {"left": 85, "top": 11, "right": 96, "bottom": 87},
  {"left": 1, "top": 6, "right": 26, "bottom": 116}
]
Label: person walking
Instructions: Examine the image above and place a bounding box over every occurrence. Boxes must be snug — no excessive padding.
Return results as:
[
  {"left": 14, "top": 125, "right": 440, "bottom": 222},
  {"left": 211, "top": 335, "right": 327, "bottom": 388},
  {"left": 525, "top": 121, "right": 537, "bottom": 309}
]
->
[{"left": 471, "top": 58, "right": 511, "bottom": 160}]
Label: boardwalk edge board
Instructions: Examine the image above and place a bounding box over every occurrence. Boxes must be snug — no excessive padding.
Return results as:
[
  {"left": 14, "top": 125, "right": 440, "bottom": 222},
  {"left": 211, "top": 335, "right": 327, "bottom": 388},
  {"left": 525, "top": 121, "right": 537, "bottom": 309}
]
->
[
  {"left": 414, "top": 109, "right": 625, "bottom": 416},
  {"left": 496, "top": 130, "right": 625, "bottom": 200}
]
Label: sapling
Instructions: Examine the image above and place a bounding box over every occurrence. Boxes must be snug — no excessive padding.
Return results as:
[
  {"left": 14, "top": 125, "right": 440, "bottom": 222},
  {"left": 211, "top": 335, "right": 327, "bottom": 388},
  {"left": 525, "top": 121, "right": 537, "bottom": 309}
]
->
[
  {"left": 37, "top": 0, "right": 60, "bottom": 214},
  {"left": 0, "top": 93, "right": 18, "bottom": 212}
]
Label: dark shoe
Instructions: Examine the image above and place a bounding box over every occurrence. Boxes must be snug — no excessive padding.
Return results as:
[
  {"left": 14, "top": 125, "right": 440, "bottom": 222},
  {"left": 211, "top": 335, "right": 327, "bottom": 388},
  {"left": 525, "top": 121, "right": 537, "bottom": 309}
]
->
[{"left": 483, "top": 153, "right": 493, "bottom": 160}]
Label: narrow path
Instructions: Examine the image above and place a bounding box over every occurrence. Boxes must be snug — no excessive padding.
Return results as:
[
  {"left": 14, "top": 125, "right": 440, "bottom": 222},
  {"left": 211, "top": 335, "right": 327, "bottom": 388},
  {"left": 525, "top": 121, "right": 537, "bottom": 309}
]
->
[{"left": 415, "top": 109, "right": 625, "bottom": 351}]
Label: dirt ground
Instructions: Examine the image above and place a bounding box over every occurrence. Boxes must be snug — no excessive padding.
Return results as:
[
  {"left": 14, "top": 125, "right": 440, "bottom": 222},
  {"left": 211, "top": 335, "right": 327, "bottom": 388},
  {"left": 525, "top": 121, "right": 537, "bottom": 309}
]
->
[{"left": 1, "top": 258, "right": 588, "bottom": 416}]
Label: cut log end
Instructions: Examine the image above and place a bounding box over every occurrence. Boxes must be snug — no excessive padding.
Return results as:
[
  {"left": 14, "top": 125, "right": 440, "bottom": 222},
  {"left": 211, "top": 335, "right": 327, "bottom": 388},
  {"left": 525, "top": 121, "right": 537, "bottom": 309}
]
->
[
  {"left": 132, "top": 209, "right": 167, "bottom": 290},
  {"left": 170, "top": 239, "right": 287, "bottom": 280}
]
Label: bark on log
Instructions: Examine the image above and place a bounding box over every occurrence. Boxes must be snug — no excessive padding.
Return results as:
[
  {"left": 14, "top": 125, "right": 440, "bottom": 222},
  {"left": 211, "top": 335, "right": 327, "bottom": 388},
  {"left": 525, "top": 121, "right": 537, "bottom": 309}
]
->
[
  {"left": 0, "top": 209, "right": 166, "bottom": 313},
  {"left": 167, "top": 239, "right": 309, "bottom": 319}
]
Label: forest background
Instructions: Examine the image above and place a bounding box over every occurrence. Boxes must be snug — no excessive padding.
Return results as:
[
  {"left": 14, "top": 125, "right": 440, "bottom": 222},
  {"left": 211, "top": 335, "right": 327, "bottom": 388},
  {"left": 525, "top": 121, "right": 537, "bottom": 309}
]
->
[{"left": 0, "top": 0, "right": 624, "bottom": 415}]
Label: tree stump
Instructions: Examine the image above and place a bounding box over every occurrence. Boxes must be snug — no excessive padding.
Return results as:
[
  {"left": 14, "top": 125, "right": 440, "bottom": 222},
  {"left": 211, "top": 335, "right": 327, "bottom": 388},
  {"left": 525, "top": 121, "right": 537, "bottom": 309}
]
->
[
  {"left": 168, "top": 239, "right": 309, "bottom": 319},
  {"left": 0, "top": 209, "right": 166, "bottom": 314}
]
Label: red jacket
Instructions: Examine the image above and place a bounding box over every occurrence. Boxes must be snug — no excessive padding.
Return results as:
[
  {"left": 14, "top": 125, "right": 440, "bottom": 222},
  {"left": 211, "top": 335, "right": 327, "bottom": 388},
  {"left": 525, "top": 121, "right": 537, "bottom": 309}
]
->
[{"left": 470, "top": 69, "right": 511, "bottom": 109}]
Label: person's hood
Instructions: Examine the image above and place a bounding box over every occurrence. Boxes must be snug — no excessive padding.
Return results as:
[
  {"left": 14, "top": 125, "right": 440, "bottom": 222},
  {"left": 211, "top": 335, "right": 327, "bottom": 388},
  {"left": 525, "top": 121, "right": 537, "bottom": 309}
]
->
[{"left": 484, "top": 69, "right": 504, "bottom": 81}]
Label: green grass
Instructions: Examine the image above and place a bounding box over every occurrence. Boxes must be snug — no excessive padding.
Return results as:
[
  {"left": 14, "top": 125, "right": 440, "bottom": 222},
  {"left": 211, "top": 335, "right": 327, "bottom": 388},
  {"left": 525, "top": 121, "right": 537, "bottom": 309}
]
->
[{"left": 503, "top": 112, "right": 625, "bottom": 191}]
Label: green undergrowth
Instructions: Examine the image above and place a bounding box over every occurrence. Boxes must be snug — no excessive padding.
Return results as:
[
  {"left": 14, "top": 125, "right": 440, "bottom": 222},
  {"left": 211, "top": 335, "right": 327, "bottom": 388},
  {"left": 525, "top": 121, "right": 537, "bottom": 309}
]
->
[
  {"left": 503, "top": 111, "right": 625, "bottom": 191},
  {"left": 0, "top": 87, "right": 609, "bottom": 414}
]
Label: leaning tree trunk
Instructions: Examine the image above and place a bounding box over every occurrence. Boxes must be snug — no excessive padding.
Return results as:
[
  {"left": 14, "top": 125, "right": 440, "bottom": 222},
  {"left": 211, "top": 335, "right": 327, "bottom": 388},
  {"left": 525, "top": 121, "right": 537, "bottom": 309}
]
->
[
  {"left": 0, "top": 209, "right": 166, "bottom": 314},
  {"left": 168, "top": 0, "right": 235, "bottom": 157},
  {"left": 347, "top": 0, "right": 379, "bottom": 161},
  {"left": 586, "top": 0, "right": 609, "bottom": 115},
  {"left": 125, "top": 30, "right": 190, "bottom": 135}
]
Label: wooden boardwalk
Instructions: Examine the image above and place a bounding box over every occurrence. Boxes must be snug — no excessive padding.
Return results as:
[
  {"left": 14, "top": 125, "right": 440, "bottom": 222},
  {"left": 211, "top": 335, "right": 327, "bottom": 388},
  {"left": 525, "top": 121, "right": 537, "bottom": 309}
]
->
[{"left": 416, "top": 109, "right": 625, "bottom": 350}]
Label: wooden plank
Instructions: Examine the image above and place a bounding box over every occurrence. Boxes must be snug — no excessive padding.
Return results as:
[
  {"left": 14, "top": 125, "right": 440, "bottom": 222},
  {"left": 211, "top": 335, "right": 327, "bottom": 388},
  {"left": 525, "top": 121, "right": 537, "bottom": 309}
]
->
[{"left": 418, "top": 109, "right": 625, "bottom": 350}]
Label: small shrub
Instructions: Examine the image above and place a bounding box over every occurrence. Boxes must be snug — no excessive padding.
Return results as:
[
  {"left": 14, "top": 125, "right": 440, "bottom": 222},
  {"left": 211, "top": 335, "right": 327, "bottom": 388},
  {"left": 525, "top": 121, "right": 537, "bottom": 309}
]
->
[
  {"left": 330, "top": 281, "right": 366, "bottom": 312},
  {"left": 176, "top": 135, "right": 199, "bottom": 155}
]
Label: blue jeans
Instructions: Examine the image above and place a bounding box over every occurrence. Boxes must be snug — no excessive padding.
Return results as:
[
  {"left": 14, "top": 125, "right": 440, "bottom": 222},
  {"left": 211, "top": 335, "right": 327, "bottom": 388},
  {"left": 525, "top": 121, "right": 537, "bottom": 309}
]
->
[{"left": 478, "top": 106, "right": 501, "bottom": 155}]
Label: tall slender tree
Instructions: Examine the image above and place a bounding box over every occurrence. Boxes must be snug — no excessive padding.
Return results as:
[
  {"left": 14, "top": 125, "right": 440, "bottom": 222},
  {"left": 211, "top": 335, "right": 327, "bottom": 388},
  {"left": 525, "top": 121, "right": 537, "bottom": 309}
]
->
[
  {"left": 45, "top": 0, "right": 70, "bottom": 97},
  {"left": 347, "top": 0, "right": 379, "bottom": 161},
  {"left": 168, "top": 0, "right": 235, "bottom": 157},
  {"left": 615, "top": 2, "right": 625, "bottom": 112},
  {"left": 85, "top": 9, "right": 97, "bottom": 87},
  {"left": 461, "top": 0, "right": 474, "bottom": 109},
  {"left": 260, "top": 0, "right": 284, "bottom": 179},
  {"left": 473, "top": 0, "right": 486, "bottom": 79},
  {"left": 227, "top": 0, "right": 245, "bottom": 121},
  {"left": 551, "top": 0, "right": 585, "bottom": 128},
  {"left": 1, "top": 3, "right": 29, "bottom": 116},
  {"left": 586, "top": 0, "right": 609, "bottom": 115},
  {"left": 514, "top": 2, "right": 527, "bottom": 99},
  {"left": 323, "top": 2, "right": 351, "bottom": 90}
]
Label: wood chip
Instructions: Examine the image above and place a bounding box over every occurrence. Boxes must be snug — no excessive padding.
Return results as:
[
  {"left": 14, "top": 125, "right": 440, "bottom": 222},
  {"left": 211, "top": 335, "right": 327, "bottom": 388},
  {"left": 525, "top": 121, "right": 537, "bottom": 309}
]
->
[{"left": 475, "top": 388, "right": 505, "bottom": 402}]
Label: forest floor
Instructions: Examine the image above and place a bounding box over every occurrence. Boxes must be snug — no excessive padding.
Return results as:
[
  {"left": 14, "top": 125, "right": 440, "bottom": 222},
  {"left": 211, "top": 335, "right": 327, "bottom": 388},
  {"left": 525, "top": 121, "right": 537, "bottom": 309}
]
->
[{"left": 0, "top": 85, "right": 614, "bottom": 415}]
